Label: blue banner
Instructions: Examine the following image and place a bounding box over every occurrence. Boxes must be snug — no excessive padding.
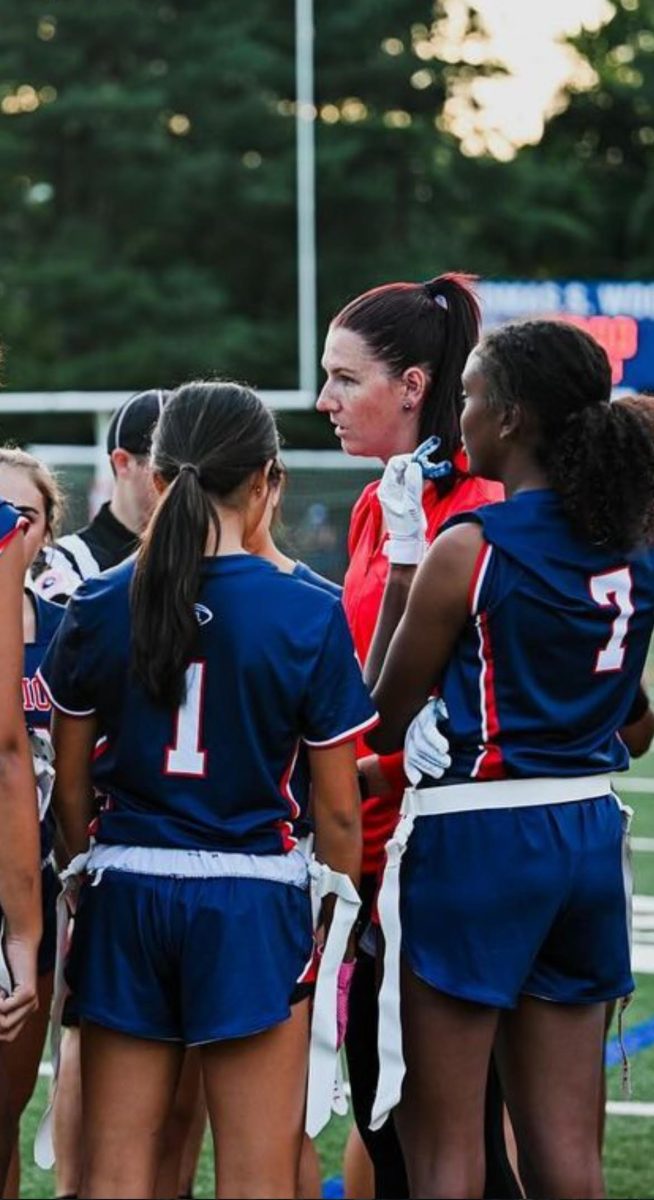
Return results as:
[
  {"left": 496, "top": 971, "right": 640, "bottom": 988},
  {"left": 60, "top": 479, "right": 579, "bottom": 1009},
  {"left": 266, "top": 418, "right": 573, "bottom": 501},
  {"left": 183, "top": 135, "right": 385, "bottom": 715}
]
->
[{"left": 478, "top": 281, "right": 654, "bottom": 391}]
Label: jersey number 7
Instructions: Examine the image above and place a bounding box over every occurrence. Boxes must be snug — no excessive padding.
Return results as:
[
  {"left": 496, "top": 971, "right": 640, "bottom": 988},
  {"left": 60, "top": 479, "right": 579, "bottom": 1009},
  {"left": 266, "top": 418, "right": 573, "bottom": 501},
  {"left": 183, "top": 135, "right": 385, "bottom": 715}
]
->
[{"left": 590, "top": 567, "right": 634, "bottom": 674}]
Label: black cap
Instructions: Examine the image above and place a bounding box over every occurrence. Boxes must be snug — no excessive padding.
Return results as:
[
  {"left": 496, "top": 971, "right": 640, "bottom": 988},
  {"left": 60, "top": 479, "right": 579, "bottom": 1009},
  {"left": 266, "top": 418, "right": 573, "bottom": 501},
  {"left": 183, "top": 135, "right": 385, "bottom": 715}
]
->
[{"left": 106, "top": 389, "right": 169, "bottom": 456}]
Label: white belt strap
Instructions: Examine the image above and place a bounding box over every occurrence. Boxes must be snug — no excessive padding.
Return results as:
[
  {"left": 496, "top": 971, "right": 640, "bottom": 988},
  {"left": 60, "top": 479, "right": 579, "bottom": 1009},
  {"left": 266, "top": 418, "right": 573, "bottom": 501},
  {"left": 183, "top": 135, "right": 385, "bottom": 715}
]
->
[
  {"left": 305, "top": 861, "right": 360, "bottom": 1138},
  {"left": 34, "top": 850, "right": 91, "bottom": 1169},
  {"left": 370, "top": 773, "right": 614, "bottom": 1132},
  {"left": 369, "top": 813, "right": 415, "bottom": 1131},
  {"left": 404, "top": 773, "right": 613, "bottom": 816},
  {"left": 85, "top": 842, "right": 309, "bottom": 887}
]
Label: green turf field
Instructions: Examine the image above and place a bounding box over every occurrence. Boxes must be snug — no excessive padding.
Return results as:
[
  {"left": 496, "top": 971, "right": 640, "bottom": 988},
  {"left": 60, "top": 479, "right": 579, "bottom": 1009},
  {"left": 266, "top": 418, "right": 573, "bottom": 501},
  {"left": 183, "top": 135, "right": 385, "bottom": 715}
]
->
[{"left": 14, "top": 750, "right": 654, "bottom": 1198}]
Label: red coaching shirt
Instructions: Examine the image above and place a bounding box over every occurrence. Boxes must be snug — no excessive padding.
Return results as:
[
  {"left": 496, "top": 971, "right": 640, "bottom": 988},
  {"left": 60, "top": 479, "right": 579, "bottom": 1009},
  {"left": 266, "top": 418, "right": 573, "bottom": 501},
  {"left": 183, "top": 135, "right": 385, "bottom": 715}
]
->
[{"left": 343, "top": 451, "right": 503, "bottom": 876}]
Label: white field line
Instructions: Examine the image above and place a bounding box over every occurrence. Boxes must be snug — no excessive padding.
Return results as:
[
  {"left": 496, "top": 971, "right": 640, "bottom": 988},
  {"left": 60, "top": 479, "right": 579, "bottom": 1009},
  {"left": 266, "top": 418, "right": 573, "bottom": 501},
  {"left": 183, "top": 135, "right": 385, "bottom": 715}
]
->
[
  {"left": 633, "top": 945, "right": 654, "bottom": 973},
  {"left": 633, "top": 895, "right": 654, "bottom": 971},
  {"left": 615, "top": 778, "right": 654, "bottom": 793},
  {"left": 606, "top": 1101, "right": 654, "bottom": 1117},
  {"left": 632, "top": 837, "right": 654, "bottom": 852}
]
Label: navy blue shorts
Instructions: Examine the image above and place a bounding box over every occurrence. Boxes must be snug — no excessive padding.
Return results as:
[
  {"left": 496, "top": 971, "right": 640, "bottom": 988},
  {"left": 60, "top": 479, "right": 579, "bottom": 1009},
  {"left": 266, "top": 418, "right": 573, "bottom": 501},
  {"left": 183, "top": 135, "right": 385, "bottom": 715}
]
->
[
  {"left": 400, "top": 794, "right": 633, "bottom": 1008},
  {"left": 66, "top": 869, "right": 313, "bottom": 1043}
]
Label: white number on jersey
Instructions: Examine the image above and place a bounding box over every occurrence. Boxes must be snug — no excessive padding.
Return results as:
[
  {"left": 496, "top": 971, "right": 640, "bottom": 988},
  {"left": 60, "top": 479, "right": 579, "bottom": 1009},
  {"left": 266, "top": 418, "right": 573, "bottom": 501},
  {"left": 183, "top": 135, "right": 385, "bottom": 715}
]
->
[
  {"left": 165, "top": 661, "right": 207, "bottom": 776},
  {"left": 590, "top": 567, "right": 634, "bottom": 673}
]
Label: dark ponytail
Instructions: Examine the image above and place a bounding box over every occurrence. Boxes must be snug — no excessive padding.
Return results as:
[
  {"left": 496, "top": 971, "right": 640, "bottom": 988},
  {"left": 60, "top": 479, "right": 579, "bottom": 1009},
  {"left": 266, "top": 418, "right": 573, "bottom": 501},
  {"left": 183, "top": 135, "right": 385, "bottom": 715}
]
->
[
  {"left": 131, "top": 381, "right": 279, "bottom": 708},
  {"left": 477, "top": 320, "right": 654, "bottom": 553},
  {"left": 548, "top": 396, "right": 654, "bottom": 552},
  {"left": 419, "top": 274, "right": 481, "bottom": 448},
  {"left": 332, "top": 271, "right": 480, "bottom": 463}
]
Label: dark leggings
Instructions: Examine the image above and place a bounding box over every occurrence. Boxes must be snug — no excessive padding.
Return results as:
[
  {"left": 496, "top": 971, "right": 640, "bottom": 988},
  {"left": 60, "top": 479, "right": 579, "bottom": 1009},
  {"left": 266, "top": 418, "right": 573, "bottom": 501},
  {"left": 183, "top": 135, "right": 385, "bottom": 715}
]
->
[{"left": 345, "top": 878, "right": 521, "bottom": 1200}]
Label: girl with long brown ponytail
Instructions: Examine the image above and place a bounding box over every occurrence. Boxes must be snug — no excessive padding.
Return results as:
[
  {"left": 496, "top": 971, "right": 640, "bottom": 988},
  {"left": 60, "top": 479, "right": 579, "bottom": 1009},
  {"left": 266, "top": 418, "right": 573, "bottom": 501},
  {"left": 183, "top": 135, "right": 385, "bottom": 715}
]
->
[{"left": 40, "top": 381, "right": 377, "bottom": 1199}]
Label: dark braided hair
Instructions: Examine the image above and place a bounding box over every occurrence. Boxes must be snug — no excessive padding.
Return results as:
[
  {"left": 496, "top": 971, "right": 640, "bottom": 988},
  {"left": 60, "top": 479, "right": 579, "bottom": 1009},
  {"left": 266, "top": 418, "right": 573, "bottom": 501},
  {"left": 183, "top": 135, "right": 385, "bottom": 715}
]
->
[
  {"left": 476, "top": 320, "right": 654, "bottom": 553},
  {"left": 131, "top": 381, "right": 279, "bottom": 707},
  {"left": 332, "top": 272, "right": 480, "bottom": 464}
]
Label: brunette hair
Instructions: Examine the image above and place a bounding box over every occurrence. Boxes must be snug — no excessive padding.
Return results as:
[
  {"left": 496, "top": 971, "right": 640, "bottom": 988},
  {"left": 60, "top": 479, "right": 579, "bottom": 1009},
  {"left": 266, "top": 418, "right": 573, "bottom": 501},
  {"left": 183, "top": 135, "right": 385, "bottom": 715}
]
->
[
  {"left": 131, "top": 381, "right": 279, "bottom": 706},
  {"left": 332, "top": 272, "right": 481, "bottom": 462}
]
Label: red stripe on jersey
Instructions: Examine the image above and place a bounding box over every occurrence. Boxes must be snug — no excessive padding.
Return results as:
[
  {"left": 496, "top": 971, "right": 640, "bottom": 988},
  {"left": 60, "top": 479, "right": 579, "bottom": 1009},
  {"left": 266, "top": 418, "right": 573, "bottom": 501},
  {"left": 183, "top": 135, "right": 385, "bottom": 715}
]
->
[
  {"left": 0, "top": 519, "right": 26, "bottom": 555},
  {"left": 473, "top": 610, "right": 505, "bottom": 780},
  {"left": 275, "top": 818, "right": 299, "bottom": 853},
  {"left": 279, "top": 742, "right": 301, "bottom": 820},
  {"left": 277, "top": 744, "right": 301, "bottom": 852},
  {"left": 468, "top": 541, "right": 492, "bottom": 615},
  {"left": 92, "top": 736, "right": 109, "bottom": 762}
]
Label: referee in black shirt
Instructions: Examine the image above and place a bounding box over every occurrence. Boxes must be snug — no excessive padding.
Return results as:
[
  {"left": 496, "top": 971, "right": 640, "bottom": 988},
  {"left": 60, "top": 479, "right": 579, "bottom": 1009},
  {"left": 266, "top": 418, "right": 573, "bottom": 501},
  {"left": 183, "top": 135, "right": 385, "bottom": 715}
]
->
[{"left": 34, "top": 389, "right": 168, "bottom": 599}]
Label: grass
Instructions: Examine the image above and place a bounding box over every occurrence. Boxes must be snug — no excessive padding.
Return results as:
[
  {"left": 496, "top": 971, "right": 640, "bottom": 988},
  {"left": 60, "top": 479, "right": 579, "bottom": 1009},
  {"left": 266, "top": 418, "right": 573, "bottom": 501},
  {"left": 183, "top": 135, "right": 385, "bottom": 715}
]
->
[{"left": 14, "top": 750, "right": 654, "bottom": 1198}]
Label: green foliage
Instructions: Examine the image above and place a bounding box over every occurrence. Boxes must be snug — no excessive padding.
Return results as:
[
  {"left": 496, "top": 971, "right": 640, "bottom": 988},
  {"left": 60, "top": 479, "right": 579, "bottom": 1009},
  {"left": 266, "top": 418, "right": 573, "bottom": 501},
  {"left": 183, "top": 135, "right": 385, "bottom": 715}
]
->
[
  {"left": 0, "top": 0, "right": 489, "bottom": 392},
  {"left": 0, "top": 0, "right": 298, "bottom": 389},
  {"left": 507, "top": 0, "right": 654, "bottom": 277},
  {"left": 3, "top": 0, "right": 654, "bottom": 395}
]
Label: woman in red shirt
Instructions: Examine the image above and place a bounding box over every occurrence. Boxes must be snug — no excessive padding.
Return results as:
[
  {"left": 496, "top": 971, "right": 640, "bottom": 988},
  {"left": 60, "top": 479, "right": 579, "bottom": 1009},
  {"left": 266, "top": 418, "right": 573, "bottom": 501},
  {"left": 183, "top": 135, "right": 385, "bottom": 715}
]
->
[{"left": 317, "top": 273, "right": 512, "bottom": 1199}]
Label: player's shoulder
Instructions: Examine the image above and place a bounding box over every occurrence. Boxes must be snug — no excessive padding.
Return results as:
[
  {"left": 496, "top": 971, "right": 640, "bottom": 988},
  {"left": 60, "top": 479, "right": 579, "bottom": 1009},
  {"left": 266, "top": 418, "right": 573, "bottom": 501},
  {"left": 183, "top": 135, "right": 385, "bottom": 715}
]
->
[
  {"left": 356, "top": 478, "right": 381, "bottom": 510},
  {"left": 69, "top": 554, "right": 135, "bottom": 623},
  {"left": 31, "top": 590, "right": 66, "bottom": 639},
  {"left": 350, "top": 479, "right": 380, "bottom": 526},
  {"left": 292, "top": 561, "right": 342, "bottom": 599},
  {"left": 275, "top": 563, "right": 341, "bottom": 609},
  {"left": 262, "top": 565, "right": 344, "bottom": 641}
]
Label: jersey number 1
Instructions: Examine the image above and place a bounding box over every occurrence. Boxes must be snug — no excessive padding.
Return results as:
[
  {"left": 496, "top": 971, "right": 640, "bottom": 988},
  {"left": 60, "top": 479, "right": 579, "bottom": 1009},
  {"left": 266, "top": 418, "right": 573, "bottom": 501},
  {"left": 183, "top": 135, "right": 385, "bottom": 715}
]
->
[
  {"left": 165, "top": 661, "right": 207, "bottom": 777},
  {"left": 590, "top": 567, "right": 634, "bottom": 673}
]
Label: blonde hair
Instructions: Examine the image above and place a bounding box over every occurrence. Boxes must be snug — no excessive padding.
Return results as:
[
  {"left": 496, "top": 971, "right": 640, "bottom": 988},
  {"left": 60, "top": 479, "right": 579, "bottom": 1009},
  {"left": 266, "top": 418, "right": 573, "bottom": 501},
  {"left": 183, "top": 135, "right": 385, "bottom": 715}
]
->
[{"left": 0, "top": 447, "right": 64, "bottom": 540}]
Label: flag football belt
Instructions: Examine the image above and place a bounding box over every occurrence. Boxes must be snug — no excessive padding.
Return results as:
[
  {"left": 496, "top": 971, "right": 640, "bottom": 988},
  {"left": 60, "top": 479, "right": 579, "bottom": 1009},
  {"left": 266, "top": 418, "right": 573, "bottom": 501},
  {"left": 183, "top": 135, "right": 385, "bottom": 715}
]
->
[
  {"left": 35, "top": 841, "right": 358, "bottom": 1166},
  {"left": 371, "top": 773, "right": 616, "bottom": 1132}
]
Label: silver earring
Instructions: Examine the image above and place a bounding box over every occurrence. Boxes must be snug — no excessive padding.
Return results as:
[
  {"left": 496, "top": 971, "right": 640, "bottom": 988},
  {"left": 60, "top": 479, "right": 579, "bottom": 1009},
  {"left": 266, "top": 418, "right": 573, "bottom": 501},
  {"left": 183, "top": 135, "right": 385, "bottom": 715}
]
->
[{"left": 402, "top": 402, "right": 412, "bottom": 411}]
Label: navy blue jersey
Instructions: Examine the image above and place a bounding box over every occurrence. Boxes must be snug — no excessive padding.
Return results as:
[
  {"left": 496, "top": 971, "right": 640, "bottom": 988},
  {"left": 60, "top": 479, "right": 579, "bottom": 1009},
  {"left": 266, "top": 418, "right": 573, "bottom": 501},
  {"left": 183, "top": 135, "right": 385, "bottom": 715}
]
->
[
  {"left": 434, "top": 489, "right": 654, "bottom": 782},
  {"left": 24, "top": 591, "right": 65, "bottom": 860},
  {"left": 293, "top": 560, "right": 342, "bottom": 599},
  {"left": 23, "top": 592, "right": 65, "bottom": 732},
  {"left": 0, "top": 499, "right": 25, "bottom": 551},
  {"left": 39, "top": 554, "right": 376, "bottom": 853},
  {"left": 289, "top": 562, "right": 343, "bottom": 836}
]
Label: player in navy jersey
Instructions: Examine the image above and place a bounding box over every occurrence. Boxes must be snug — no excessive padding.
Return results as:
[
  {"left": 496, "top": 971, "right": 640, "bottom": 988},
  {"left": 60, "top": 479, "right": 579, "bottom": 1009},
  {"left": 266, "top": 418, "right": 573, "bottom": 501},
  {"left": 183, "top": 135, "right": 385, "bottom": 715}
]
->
[
  {"left": 365, "top": 320, "right": 654, "bottom": 1199},
  {"left": 40, "top": 381, "right": 376, "bottom": 1200},
  {"left": 244, "top": 456, "right": 343, "bottom": 1200},
  {"left": 154, "top": 459, "right": 346, "bottom": 1200},
  {"left": 0, "top": 449, "right": 66, "bottom": 1199},
  {"left": 0, "top": 490, "right": 41, "bottom": 1194}
]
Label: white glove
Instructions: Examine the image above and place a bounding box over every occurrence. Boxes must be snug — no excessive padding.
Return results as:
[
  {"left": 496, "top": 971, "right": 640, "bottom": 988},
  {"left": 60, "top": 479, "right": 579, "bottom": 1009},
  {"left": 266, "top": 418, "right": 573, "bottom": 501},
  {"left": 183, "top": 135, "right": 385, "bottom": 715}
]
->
[
  {"left": 404, "top": 698, "right": 451, "bottom": 786},
  {"left": 378, "top": 455, "right": 426, "bottom": 565}
]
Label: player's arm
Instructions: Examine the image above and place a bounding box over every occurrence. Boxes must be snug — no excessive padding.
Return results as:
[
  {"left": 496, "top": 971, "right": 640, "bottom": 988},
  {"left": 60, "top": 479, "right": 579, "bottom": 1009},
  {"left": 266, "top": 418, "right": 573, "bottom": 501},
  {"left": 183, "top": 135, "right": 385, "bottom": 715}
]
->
[
  {"left": 367, "top": 523, "right": 483, "bottom": 755},
  {"left": 365, "top": 444, "right": 441, "bottom": 688},
  {"left": 364, "top": 563, "right": 417, "bottom": 689},
  {"left": 620, "top": 681, "right": 654, "bottom": 759},
  {"left": 0, "top": 533, "right": 41, "bottom": 1038},
  {"left": 51, "top": 711, "right": 98, "bottom": 861},
  {"left": 309, "top": 740, "right": 362, "bottom": 963},
  {"left": 309, "top": 740, "right": 362, "bottom": 894}
]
